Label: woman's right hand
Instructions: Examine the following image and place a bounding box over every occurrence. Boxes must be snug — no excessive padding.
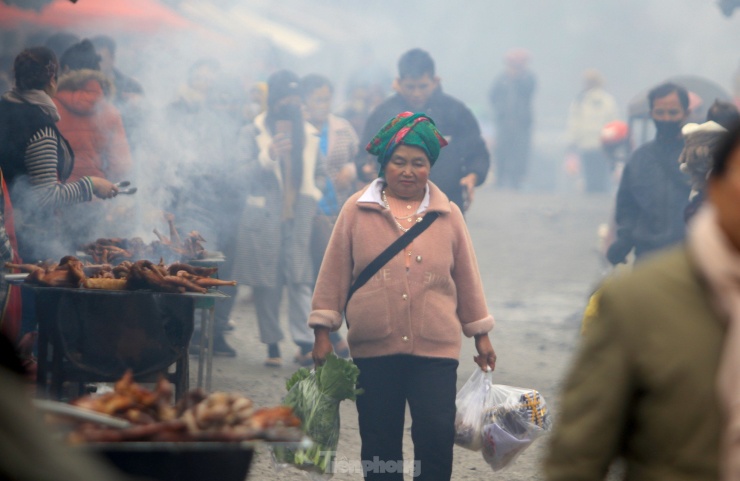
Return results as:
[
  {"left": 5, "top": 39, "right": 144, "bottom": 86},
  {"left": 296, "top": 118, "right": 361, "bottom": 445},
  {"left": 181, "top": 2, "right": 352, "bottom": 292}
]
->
[
  {"left": 312, "top": 326, "right": 333, "bottom": 367},
  {"left": 90, "top": 177, "right": 119, "bottom": 199}
]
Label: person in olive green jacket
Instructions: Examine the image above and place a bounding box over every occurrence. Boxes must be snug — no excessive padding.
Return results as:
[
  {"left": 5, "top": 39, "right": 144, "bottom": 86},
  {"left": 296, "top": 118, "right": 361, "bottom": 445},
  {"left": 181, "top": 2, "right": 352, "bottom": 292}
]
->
[{"left": 546, "top": 123, "right": 740, "bottom": 481}]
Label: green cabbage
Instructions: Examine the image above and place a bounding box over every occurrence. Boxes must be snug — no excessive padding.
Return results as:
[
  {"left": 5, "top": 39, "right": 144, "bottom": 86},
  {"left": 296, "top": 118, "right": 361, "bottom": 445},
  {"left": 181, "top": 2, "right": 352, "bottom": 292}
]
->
[{"left": 275, "top": 353, "right": 362, "bottom": 475}]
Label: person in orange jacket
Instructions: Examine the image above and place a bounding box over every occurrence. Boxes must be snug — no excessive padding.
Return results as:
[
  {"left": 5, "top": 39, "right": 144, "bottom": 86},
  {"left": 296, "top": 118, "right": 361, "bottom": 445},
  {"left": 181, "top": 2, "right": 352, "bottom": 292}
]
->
[
  {"left": 53, "top": 40, "right": 132, "bottom": 183},
  {"left": 53, "top": 40, "right": 133, "bottom": 245}
]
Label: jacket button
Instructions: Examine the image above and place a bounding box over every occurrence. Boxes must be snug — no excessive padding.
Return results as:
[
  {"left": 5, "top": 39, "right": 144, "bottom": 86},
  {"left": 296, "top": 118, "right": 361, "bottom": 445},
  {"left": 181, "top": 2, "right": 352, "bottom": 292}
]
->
[
  {"left": 402, "top": 293, "right": 408, "bottom": 300},
  {"left": 416, "top": 255, "right": 422, "bottom": 263},
  {"left": 402, "top": 336, "right": 409, "bottom": 342}
]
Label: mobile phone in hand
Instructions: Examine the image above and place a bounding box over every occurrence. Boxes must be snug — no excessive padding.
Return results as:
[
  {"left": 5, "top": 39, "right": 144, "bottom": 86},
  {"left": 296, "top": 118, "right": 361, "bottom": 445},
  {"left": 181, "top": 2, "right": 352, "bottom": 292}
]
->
[{"left": 275, "top": 120, "right": 293, "bottom": 136}]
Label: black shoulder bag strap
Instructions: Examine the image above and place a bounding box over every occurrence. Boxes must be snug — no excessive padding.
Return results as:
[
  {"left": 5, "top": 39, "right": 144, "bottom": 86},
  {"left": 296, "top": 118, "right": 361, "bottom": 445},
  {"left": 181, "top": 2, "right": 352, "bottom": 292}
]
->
[{"left": 345, "top": 211, "right": 439, "bottom": 317}]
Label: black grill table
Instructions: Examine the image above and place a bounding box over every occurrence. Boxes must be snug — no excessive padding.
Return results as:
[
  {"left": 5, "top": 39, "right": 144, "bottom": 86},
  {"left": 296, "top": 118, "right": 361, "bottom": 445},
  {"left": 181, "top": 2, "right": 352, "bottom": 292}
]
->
[
  {"left": 11, "top": 280, "right": 227, "bottom": 400},
  {"left": 186, "top": 253, "right": 227, "bottom": 392}
]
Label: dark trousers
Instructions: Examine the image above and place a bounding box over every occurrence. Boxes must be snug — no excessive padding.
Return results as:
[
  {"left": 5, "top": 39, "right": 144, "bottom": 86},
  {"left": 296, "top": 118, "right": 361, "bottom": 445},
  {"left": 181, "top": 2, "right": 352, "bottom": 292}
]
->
[
  {"left": 581, "top": 149, "right": 610, "bottom": 193},
  {"left": 354, "top": 355, "right": 458, "bottom": 481},
  {"left": 495, "top": 125, "right": 531, "bottom": 189}
]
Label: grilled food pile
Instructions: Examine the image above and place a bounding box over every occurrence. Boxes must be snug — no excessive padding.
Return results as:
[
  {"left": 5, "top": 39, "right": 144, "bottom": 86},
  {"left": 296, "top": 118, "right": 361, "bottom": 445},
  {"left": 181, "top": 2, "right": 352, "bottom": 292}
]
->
[
  {"left": 82, "top": 214, "right": 208, "bottom": 264},
  {"left": 6, "top": 257, "right": 236, "bottom": 293},
  {"left": 82, "top": 232, "right": 207, "bottom": 264},
  {"left": 67, "top": 371, "right": 302, "bottom": 443}
]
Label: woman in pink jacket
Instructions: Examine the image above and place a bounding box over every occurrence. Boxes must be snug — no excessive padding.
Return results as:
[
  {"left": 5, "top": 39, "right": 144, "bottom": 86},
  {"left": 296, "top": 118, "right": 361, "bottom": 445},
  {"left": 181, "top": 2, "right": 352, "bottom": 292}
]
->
[{"left": 311, "top": 112, "right": 496, "bottom": 481}]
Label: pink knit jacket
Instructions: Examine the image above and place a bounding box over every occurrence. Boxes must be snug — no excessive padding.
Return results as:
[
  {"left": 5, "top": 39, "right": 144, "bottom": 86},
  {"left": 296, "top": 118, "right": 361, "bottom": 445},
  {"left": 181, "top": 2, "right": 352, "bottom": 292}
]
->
[{"left": 309, "top": 181, "right": 494, "bottom": 360}]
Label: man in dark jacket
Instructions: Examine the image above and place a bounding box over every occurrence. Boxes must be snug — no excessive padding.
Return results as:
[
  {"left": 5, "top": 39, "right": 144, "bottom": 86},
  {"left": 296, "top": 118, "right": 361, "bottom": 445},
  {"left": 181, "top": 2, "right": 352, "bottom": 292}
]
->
[
  {"left": 607, "top": 82, "right": 691, "bottom": 264},
  {"left": 357, "top": 49, "right": 490, "bottom": 212}
]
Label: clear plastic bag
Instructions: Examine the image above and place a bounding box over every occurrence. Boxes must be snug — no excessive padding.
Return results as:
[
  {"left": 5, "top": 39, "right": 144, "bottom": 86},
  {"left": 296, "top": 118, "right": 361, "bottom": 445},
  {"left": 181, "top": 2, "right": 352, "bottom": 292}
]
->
[
  {"left": 273, "top": 355, "right": 361, "bottom": 479},
  {"left": 273, "top": 373, "right": 340, "bottom": 478},
  {"left": 454, "top": 369, "right": 552, "bottom": 471},
  {"left": 454, "top": 368, "right": 491, "bottom": 451}
]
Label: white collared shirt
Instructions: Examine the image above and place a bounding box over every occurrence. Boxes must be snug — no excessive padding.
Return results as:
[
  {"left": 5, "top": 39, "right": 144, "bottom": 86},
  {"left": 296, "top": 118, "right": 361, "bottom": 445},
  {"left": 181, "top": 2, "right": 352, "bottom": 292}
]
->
[{"left": 357, "top": 178, "right": 430, "bottom": 214}]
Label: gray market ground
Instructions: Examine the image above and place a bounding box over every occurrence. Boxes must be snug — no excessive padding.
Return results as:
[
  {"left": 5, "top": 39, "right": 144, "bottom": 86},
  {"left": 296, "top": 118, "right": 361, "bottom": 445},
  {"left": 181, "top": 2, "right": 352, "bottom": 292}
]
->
[{"left": 192, "top": 185, "right": 613, "bottom": 480}]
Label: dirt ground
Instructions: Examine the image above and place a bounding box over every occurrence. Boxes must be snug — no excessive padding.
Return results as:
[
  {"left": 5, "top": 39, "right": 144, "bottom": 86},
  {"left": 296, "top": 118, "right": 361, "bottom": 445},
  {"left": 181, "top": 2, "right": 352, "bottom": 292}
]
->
[{"left": 194, "top": 186, "right": 613, "bottom": 480}]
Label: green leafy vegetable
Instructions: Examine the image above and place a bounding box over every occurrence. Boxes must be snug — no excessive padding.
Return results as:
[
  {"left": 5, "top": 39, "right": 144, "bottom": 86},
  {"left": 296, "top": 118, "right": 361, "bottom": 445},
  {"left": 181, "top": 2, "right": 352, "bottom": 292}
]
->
[
  {"left": 316, "top": 352, "right": 363, "bottom": 401},
  {"left": 286, "top": 367, "right": 311, "bottom": 392},
  {"left": 274, "top": 353, "right": 362, "bottom": 475}
]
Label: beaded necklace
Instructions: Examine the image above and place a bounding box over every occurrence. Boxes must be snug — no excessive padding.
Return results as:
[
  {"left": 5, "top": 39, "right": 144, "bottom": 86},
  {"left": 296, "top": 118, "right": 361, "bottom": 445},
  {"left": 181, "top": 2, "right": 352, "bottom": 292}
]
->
[{"left": 382, "top": 189, "right": 423, "bottom": 233}]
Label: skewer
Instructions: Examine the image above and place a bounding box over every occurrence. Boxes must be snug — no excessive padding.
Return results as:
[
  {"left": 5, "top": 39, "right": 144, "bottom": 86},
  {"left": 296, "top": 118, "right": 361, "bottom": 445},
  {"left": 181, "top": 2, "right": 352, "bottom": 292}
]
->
[{"left": 33, "top": 399, "right": 132, "bottom": 429}]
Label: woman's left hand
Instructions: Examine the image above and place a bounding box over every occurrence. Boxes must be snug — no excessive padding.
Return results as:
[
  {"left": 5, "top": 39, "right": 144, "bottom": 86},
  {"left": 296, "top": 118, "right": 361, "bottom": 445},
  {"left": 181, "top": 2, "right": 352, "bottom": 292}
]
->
[{"left": 473, "top": 334, "right": 496, "bottom": 372}]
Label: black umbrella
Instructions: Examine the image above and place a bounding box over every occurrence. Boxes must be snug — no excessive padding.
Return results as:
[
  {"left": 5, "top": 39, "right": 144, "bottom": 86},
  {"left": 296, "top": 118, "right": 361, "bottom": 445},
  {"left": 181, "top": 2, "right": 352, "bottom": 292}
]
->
[{"left": 628, "top": 75, "right": 732, "bottom": 121}]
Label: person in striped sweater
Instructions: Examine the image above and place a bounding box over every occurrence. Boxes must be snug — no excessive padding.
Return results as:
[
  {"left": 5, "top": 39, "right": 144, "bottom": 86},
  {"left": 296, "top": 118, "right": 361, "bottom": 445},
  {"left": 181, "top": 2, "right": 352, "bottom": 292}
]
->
[{"left": 0, "top": 47, "right": 119, "bottom": 263}]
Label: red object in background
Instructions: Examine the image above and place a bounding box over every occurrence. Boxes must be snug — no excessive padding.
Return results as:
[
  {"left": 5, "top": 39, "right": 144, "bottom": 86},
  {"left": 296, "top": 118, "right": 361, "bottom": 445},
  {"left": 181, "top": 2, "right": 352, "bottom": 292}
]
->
[
  {"left": 0, "top": 172, "right": 21, "bottom": 344},
  {"left": 0, "top": 0, "right": 193, "bottom": 32},
  {"left": 600, "top": 120, "right": 629, "bottom": 147},
  {"left": 687, "top": 91, "right": 704, "bottom": 114},
  {"left": 564, "top": 152, "right": 581, "bottom": 176}
]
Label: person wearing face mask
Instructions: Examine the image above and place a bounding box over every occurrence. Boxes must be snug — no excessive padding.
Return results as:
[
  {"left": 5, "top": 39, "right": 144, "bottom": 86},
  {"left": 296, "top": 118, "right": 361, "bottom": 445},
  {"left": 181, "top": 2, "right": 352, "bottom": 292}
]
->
[
  {"left": 545, "top": 123, "right": 740, "bottom": 481},
  {"left": 606, "top": 82, "right": 692, "bottom": 265}
]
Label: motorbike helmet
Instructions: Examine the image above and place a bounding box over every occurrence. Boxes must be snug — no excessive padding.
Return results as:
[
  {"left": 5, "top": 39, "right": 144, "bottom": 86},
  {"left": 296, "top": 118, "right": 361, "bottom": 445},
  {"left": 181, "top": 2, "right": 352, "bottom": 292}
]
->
[{"left": 600, "top": 120, "right": 629, "bottom": 147}]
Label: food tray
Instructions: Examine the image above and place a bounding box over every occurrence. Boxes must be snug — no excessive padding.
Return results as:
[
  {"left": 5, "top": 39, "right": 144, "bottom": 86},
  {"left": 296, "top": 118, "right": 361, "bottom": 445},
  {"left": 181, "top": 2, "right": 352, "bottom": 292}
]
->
[
  {"left": 88, "top": 442, "right": 255, "bottom": 481},
  {"left": 87, "top": 438, "right": 312, "bottom": 450},
  {"left": 187, "top": 251, "right": 226, "bottom": 265},
  {"left": 84, "top": 439, "right": 311, "bottom": 481},
  {"left": 8, "top": 276, "right": 229, "bottom": 298}
]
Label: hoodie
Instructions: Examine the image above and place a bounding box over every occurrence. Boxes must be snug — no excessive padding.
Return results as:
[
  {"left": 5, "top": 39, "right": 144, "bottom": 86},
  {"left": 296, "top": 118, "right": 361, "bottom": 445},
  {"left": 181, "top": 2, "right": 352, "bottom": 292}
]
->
[{"left": 53, "top": 69, "right": 132, "bottom": 182}]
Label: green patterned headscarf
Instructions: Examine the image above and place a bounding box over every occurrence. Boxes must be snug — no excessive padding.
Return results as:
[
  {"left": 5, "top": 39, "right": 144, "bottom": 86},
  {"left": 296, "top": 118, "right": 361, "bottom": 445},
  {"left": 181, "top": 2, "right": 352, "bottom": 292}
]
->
[{"left": 365, "top": 111, "right": 448, "bottom": 177}]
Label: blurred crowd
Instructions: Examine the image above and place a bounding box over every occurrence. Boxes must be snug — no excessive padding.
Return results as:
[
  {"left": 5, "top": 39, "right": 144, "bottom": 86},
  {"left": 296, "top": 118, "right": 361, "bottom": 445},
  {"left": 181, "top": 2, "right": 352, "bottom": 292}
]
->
[{"left": 4, "top": 24, "right": 740, "bottom": 481}]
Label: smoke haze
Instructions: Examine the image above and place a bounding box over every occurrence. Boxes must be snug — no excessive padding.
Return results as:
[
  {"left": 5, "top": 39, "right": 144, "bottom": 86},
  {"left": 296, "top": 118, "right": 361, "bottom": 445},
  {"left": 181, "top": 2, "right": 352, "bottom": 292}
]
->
[{"left": 2, "top": 0, "right": 740, "bottom": 246}]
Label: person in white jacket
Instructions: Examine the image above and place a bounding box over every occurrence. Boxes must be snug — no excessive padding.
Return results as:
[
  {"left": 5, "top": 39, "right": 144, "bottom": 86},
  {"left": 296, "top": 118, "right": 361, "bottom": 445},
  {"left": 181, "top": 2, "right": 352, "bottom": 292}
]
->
[{"left": 566, "top": 69, "right": 619, "bottom": 193}]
